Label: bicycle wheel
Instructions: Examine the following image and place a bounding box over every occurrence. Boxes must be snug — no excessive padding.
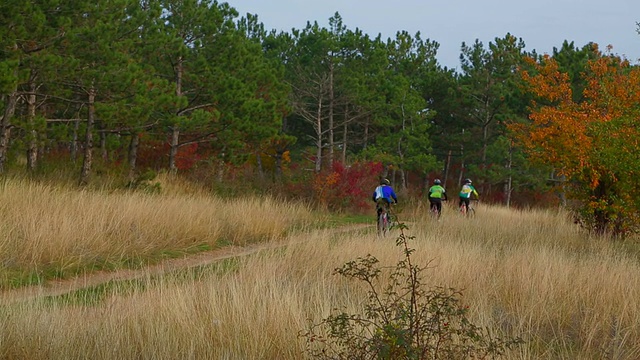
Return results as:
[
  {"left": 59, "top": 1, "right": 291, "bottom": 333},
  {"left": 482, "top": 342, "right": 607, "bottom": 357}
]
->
[
  {"left": 429, "top": 205, "right": 437, "bottom": 220},
  {"left": 459, "top": 205, "right": 467, "bottom": 217},
  {"left": 430, "top": 208, "right": 441, "bottom": 220},
  {"left": 377, "top": 212, "right": 388, "bottom": 237},
  {"left": 467, "top": 206, "right": 476, "bottom": 218},
  {"left": 384, "top": 213, "right": 391, "bottom": 233}
]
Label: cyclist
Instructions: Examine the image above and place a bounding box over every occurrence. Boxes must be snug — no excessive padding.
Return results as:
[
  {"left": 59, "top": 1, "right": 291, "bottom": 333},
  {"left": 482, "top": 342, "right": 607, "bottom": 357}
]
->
[
  {"left": 458, "top": 178, "right": 479, "bottom": 214},
  {"left": 372, "top": 178, "right": 398, "bottom": 221},
  {"left": 428, "top": 179, "right": 447, "bottom": 219}
]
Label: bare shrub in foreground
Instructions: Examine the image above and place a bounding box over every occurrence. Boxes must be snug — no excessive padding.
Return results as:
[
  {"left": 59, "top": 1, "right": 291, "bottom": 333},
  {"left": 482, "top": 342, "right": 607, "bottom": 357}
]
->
[{"left": 302, "top": 223, "right": 523, "bottom": 359}]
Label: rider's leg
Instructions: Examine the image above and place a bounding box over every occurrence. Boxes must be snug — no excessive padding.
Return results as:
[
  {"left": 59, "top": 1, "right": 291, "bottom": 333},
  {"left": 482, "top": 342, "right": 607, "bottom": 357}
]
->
[
  {"left": 376, "top": 199, "right": 390, "bottom": 222},
  {"left": 384, "top": 200, "right": 391, "bottom": 223}
]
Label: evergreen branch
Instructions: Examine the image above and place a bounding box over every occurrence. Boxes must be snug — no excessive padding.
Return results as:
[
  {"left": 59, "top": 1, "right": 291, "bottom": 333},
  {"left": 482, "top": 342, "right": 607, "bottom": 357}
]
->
[{"left": 177, "top": 103, "right": 215, "bottom": 116}]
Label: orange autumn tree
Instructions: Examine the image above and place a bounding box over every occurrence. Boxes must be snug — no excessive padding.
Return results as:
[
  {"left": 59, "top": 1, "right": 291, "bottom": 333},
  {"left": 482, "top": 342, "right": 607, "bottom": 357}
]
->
[{"left": 512, "top": 52, "right": 640, "bottom": 235}]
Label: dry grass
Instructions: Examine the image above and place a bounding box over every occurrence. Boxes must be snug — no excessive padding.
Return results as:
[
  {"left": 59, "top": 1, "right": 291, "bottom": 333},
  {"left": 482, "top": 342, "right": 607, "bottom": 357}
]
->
[
  {"left": 1, "top": 188, "right": 640, "bottom": 359},
  {"left": 0, "top": 177, "right": 314, "bottom": 284}
]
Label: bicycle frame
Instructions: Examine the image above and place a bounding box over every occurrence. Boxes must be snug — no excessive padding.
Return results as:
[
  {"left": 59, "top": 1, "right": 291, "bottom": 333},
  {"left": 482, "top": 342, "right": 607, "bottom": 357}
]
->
[
  {"left": 429, "top": 201, "right": 442, "bottom": 220},
  {"left": 459, "top": 199, "right": 477, "bottom": 217},
  {"left": 376, "top": 200, "right": 392, "bottom": 236}
]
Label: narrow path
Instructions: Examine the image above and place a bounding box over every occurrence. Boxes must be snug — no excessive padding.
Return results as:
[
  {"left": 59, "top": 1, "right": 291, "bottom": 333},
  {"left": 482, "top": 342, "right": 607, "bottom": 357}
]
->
[{"left": 1, "top": 224, "right": 373, "bottom": 304}]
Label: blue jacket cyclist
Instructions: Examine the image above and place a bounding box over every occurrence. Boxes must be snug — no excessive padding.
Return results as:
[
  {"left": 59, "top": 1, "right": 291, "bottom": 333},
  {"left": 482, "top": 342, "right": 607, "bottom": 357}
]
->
[{"left": 372, "top": 178, "right": 398, "bottom": 218}]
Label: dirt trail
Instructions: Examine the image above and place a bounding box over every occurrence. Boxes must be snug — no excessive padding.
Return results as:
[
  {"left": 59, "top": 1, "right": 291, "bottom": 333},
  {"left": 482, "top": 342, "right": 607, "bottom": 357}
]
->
[{"left": 1, "top": 224, "right": 372, "bottom": 304}]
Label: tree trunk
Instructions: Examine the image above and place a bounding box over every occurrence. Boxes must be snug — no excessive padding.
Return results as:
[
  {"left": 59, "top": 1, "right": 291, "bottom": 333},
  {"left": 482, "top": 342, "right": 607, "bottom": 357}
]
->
[
  {"left": 169, "top": 55, "right": 184, "bottom": 173},
  {"left": 481, "top": 120, "right": 490, "bottom": 195},
  {"left": 169, "top": 127, "right": 179, "bottom": 173},
  {"left": 328, "top": 62, "right": 334, "bottom": 167},
  {"left": 558, "top": 173, "right": 567, "bottom": 207},
  {"left": 0, "top": 86, "right": 18, "bottom": 174},
  {"left": 400, "top": 169, "right": 407, "bottom": 191},
  {"left": 274, "top": 150, "right": 283, "bottom": 179},
  {"left": 504, "top": 142, "right": 513, "bottom": 207},
  {"left": 80, "top": 86, "right": 96, "bottom": 185},
  {"left": 100, "top": 130, "right": 108, "bottom": 161},
  {"left": 255, "top": 150, "right": 265, "bottom": 181},
  {"left": 593, "top": 181, "right": 609, "bottom": 234},
  {"left": 127, "top": 132, "right": 139, "bottom": 181},
  {"left": 217, "top": 148, "right": 226, "bottom": 182},
  {"left": 341, "top": 116, "right": 348, "bottom": 164},
  {"left": 363, "top": 120, "right": 369, "bottom": 150},
  {"left": 315, "top": 88, "right": 323, "bottom": 173},
  {"left": 482, "top": 116, "right": 490, "bottom": 166},
  {"left": 26, "top": 76, "right": 38, "bottom": 172},
  {"left": 458, "top": 129, "right": 465, "bottom": 186},
  {"left": 382, "top": 164, "right": 389, "bottom": 179},
  {"left": 443, "top": 149, "right": 452, "bottom": 187},
  {"left": 71, "top": 118, "right": 80, "bottom": 162},
  {"left": 458, "top": 159, "right": 465, "bottom": 188}
]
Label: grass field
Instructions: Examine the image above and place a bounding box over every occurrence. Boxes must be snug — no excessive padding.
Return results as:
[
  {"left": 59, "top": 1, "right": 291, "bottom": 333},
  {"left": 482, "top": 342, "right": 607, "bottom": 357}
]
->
[{"left": 1, "top": 178, "right": 639, "bottom": 359}]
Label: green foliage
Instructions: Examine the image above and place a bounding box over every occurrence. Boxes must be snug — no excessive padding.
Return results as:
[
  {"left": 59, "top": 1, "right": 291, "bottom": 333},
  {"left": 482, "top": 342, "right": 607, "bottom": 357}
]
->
[
  {"left": 576, "top": 114, "right": 640, "bottom": 235},
  {"left": 367, "top": 32, "right": 439, "bottom": 177},
  {"left": 126, "top": 169, "right": 161, "bottom": 193},
  {"left": 0, "top": 1, "right": 625, "bottom": 206},
  {"left": 515, "top": 53, "right": 640, "bottom": 234},
  {"left": 551, "top": 41, "right": 601, "bottom": 104},
  {"left": 302, "top": 223, "right": 523, "bottom": 359},
  {"left": 455, "top": 34, "right": 532, "bottom": 197}
]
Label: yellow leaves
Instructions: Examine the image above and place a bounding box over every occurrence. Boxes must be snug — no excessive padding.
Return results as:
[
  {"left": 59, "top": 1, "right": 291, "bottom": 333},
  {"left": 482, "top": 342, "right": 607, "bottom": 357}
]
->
[{"left": 281, "top": 150, "right": 291, "bottom": 163}]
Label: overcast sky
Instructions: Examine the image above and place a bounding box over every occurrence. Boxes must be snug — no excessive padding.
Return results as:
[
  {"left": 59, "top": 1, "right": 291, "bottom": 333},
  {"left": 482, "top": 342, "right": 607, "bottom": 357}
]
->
[{"left": 227, "top": 0, "right": 640, "bottom": 70}]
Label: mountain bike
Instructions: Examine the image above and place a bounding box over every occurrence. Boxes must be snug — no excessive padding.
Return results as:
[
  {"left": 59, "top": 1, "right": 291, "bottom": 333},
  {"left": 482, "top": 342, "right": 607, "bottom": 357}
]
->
[
  {"left": 429, "top": 199, "right": 445, "bottom": 220},
  {"left": 459, "top": 199, "right": 477, "bottom": 218},
  {"left": 376, "top": 200, "right": 393, "bottom": 237}
]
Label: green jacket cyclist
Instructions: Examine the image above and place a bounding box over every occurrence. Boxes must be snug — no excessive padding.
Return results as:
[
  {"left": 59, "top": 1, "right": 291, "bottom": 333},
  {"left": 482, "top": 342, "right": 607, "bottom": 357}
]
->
[{"left": 428, "top": 179, "right": 447, "bottom": 218}]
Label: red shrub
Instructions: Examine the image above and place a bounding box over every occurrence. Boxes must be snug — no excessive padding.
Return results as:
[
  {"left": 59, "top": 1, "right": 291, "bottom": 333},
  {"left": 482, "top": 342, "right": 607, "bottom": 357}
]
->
[{"left": 313, "top": 161, "right": 384, "bottom": 212}]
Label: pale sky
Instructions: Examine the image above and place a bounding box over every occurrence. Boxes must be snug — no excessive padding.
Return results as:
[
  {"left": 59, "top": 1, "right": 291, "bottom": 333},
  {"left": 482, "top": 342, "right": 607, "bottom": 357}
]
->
[{"left": 226, "top": 0, "right": 640, "bottom": 70}]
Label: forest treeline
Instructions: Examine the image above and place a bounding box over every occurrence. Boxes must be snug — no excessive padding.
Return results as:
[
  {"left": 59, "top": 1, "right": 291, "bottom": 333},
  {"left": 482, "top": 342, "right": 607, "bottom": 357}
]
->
[{"left": 1, "top": 1, "right": 639, "bottom": 234}]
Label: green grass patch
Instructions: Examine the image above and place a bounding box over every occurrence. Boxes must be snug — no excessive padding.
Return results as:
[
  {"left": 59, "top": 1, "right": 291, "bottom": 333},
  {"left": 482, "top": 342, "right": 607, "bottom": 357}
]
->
[
  {"left": 0, "top": 243, "right": 220, "bottom": 291},
  {"left": 319, "top": 212, "right": 373, "bottom": 228},
  {"left": 1, "top": 269, "right": 46, "bottom": 289},
  {"left": 41, "top": 278, "right": 147, "bottom": 306},
  {"left": 35, "top": 257, "right": 242, "bottom": 307},
  {"left": 167, "top": 257, "right": 241, "bottom": 282},
  {"left": 157, "top": 242, "right": 213, "bottom": 260}
]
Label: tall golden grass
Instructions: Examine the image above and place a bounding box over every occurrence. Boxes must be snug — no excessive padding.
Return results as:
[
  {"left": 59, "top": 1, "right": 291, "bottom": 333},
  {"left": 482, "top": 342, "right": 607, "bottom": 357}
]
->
[
  {"left": 1, "top": 188, "right": 639, "bottom": 359},
  {"left": 0, "top": 177, "right": 314, "bottom": 284}
]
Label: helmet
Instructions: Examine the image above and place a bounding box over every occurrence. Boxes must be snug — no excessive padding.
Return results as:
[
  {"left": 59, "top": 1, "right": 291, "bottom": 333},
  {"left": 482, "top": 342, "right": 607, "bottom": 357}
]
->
[
  {"left": 380, "top": 178, "right": 390, "bottom": 185},
  {"left": 434, "top": 179, "right": 441, "bottom": 185},
  {"left": 464, "top": 178, "right": 472, "bottom": 184}
]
